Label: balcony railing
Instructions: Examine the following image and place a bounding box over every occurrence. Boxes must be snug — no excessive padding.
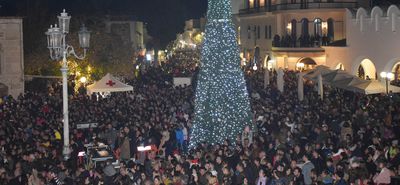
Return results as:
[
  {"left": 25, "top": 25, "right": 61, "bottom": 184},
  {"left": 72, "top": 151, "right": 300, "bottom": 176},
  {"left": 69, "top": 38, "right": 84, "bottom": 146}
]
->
[
  {"left": 239, "top": 2, "right": 358, "bottom": 14},
  {"left": 272, "top": 34, "right": 332, "bottom": 48}
]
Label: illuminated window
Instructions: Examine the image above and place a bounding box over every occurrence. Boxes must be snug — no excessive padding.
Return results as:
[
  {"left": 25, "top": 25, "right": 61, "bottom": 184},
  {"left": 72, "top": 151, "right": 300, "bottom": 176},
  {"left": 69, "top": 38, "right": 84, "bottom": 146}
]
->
[
  {"left": 238, "top": 26, "right": 241, "bottom": 44},
  {"left": 260, "top": 0, "right": 265, "bottom": 7},
  {"left": 249, "top": 0, "right": 254, "bottom": 8},
  {"left": 314, "top": 18, "right": 322, "bottom": 37}
]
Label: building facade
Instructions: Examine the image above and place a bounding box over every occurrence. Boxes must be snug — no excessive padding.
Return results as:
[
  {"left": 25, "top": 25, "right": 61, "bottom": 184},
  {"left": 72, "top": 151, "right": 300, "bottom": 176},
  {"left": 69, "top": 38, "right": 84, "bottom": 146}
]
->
[
  {"left": 325, "top": 5, "right": 400, "bottom": 81},
  {"left": 0, "top": 18, "right": 24, "bottom": 98},
  {"left": 105, "top": 15, "right": 148, "bottom": 52},
  {"left": 237, "top": 0, "right": 400, "bottom": 84},
  {"left": 175, "top": 18, "right": 207, "bottom": 49},
  {"left": 236, "top": 0, "right": 359, "bottom": 69}
]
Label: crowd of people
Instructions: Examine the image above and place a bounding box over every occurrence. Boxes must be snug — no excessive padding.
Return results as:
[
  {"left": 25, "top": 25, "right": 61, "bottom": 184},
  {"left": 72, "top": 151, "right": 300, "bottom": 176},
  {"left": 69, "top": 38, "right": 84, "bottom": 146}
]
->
[
  {"left": 0, "top": 63, "right": 400, "bottom": 184},
  {"left": 162, "top": 50, "right": 200, "bottom": 77}
]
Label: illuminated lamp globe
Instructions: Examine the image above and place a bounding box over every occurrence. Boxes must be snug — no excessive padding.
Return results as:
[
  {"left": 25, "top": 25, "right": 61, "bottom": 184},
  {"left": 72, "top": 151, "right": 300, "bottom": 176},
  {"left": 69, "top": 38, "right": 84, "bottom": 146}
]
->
[
  {"left": 79, "top": 77, "right": 87, "bottom": 83},
  {"left": 253, "top": 65, "right": 258, "bottom": 71}
]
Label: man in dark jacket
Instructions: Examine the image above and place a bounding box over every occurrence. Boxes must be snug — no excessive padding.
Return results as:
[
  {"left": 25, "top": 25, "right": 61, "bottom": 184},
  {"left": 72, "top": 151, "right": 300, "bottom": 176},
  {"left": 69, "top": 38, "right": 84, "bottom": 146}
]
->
[
  {"left": 233, "top": 163, "right": 245, "bottom": 185},
  {"left": 293, "top": 167, "right": 304, "bottom": 185}
]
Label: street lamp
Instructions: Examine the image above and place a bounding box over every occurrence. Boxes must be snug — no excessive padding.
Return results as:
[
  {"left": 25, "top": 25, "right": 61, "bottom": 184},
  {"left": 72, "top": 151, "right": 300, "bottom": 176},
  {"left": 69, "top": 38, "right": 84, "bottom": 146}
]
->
[
  {"left": 296, "top": 62, "right": 305, "bottom": 71},
  {"left": 79, "top": 76, "right": 87, "bottom": 84},
  {"left": 380, "top": 72, "right": 394, "bottom": 94},
  {"left": 253, "top": 64, "right": 258, "bottom": 71},
  {"left": 45, "top": 9, "right": 90, "bottom": 160}
]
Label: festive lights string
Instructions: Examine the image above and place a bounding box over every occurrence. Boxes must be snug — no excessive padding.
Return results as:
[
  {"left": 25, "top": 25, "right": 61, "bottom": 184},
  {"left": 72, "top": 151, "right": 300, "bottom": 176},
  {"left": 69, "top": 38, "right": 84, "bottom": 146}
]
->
[{"left": 189, "top": 0, "right": 252, "bottom": 149}]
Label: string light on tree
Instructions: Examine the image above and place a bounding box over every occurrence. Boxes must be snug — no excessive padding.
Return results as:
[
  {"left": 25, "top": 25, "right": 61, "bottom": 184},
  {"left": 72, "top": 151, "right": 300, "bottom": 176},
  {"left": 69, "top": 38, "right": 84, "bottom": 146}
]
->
[{"left": 189, "top": 0, "right": 252, "bottom": 148}]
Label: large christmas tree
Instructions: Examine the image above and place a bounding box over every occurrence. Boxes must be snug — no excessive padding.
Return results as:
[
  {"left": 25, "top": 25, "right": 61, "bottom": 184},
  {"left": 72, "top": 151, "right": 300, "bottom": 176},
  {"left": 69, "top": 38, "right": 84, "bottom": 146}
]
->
[{"left": 189, "top": 0, "right": 252, "bottom": 148}]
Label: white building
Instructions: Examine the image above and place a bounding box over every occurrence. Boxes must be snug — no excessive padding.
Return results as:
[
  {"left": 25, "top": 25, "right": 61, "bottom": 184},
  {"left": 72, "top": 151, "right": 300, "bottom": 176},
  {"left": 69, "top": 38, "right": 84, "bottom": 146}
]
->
[
  {"left": 175, "top": 18, "right": 207, "bottom": 50},
  {"left": 325, "top": 5, "right": 400, "bottom": 81},
  {"left": 236, "top": 0, "right": 360, "bottom": 69},
  {"left": 0, "top": 17, "right": 24, "bottom": 98},
  {"left": 237, "top": 0, "right": 400, "bottom": 83}
]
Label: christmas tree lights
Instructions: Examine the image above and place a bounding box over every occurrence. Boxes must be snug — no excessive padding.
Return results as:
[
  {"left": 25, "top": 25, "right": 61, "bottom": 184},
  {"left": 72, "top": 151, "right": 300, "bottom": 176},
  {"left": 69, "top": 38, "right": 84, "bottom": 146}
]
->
[{"left": 189, "top": 0, "right": 252, "bottom": 148}]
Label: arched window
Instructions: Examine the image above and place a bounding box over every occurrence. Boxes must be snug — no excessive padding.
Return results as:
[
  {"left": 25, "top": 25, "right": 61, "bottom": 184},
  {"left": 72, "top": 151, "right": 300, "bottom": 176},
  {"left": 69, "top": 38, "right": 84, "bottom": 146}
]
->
[
  {"left": 260, "top": 0, "right": 265, "bottom": 7},
  {"left": 358, "top": 59, "right": 377, "bottom": 80},
  {"left": 291, "top": 19, "right": 297, "bottom": 39},
  {"left": 301, "top": 18, "right": 309, "bottom": 36},
  {"left": 327, "top": 18, "right": 334, "bottom": 40},
  {"left": 314, "top": 18, "right": 322, "bottom": 37},
  {"left": 392, "top": 62, "right": 400, "bottom": 82},
  {"left": 249, "top": 0, "right": 254, "bottom": 8}
]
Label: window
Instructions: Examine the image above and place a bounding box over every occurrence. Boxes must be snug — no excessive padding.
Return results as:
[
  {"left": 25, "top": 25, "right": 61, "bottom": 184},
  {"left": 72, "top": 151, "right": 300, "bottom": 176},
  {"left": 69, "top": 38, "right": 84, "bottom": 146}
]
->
[
  {"left": 254, "top": 25, "right": 257, "bottom": 39},
  {"left": 327, "top": 18, "right": 334, "bottom": 40},
  {"left": 291, "top": 0, "right": 296, "bottom": 3},
  {"left": 238, "top": 26, "right": 241, "bottom": 45},
  {"left": 257, "top": 26, "right": 260, "bottom": 39},
  {"left": 314, "top": 18, "right": 322, "bottom": 37},
  {"left": 248, "top": 26, "right": 251, "bottom": 39},
  {"left": 268, "top": 25, "right": 272, "bottom": 39},
  {"left": 249, "top": 0, "right": 254, "bottom": 8},
  {"left": 301, "top": 18, "right": 309, "bottom": 36},
  {"left": 265, "top": 25, "right": 268, "bottom": 39},
  {"left": 291, "top": 19, "right": 297, "bottom": 38},
  {"left": 260, "top": 0, "right": 265, "bottom": 7}
]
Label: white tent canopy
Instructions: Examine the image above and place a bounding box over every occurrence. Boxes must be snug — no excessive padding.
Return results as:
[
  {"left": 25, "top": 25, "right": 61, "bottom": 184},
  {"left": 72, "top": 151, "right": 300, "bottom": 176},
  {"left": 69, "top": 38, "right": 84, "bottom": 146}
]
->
[
  {"left": 351, "top": 81, "right": 400, "bottom": 94},
  {"left": 302, "top": 65, "right": 400, "bottom": 95},
  {"left": 87, "top": 73, "right": 133, "bottom": 94},
  {"left": 331, "top": 77, "right": 368, "bottom": 90},
  {"left": 304, "top": 65, "right": 332, "bottom": 79}
]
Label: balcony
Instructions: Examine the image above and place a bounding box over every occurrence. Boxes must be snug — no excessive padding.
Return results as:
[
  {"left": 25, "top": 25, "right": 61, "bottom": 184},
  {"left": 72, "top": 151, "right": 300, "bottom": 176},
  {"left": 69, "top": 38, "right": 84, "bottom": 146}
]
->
[
  {"left": 270, "top": 34, "right": 346, "bottom": 54},
  {"left": 239, "top": 1, "right": 358, "bottom": 14}
]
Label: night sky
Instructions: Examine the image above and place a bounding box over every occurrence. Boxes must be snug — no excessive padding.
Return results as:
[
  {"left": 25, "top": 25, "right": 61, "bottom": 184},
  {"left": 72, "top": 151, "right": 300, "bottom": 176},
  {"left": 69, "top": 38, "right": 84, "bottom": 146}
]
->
[{"left": 0, "top": 0, "right": 208, "bottom": 47}]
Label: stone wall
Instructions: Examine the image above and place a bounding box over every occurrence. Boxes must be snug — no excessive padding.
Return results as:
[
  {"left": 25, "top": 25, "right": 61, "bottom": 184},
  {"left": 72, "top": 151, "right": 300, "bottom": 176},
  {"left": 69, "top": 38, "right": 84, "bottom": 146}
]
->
[{"left": 0, "top": 18, "right": 24, "bottom": 98}]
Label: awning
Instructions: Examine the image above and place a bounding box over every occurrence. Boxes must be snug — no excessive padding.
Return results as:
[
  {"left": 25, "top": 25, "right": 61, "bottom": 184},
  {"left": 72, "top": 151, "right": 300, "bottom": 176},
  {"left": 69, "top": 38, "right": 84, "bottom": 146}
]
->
[{"left": 87, "top": 73, "right": 133, "bottom": 94}]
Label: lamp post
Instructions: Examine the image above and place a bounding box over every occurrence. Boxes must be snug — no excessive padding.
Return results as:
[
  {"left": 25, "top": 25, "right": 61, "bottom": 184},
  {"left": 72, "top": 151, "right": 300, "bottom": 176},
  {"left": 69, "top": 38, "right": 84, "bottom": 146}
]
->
[
  {"left": 380, "top": 72, "right": 394, "bottom": 94},
  {"left": 45, "top": 9, "right": 91, "bottom": 160},
  {"left": 296, "top": 62, "right": 305, "bottom": 71}
]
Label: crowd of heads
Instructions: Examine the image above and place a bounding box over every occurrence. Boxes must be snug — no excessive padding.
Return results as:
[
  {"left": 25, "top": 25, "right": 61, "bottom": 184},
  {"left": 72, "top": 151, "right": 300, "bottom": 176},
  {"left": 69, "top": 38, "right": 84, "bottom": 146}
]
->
[
  {"left": 162, "top": 50, "right": 200, "bottom": 77},
  {"left": 0, "top": 64, "right": 400, "bottom": 184}
]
